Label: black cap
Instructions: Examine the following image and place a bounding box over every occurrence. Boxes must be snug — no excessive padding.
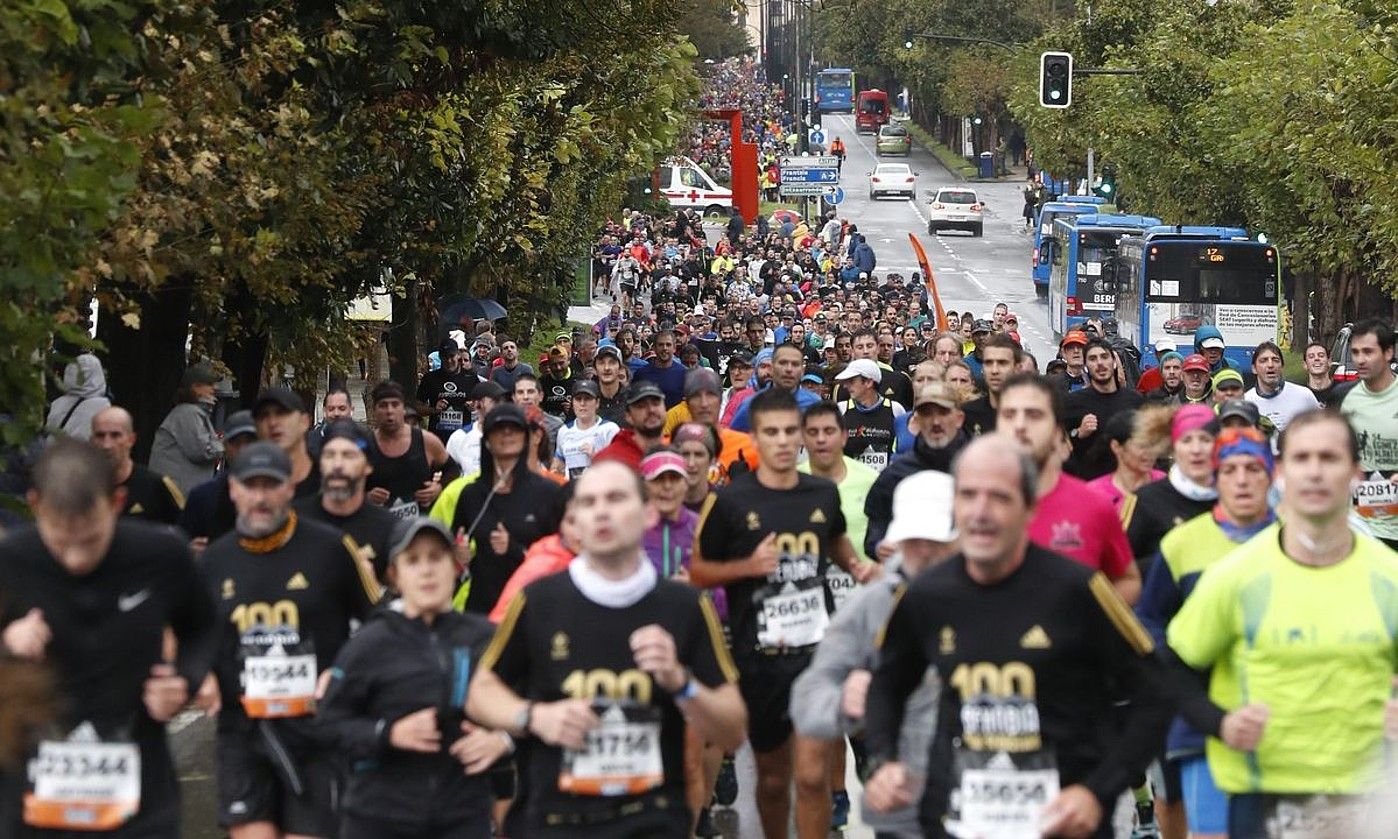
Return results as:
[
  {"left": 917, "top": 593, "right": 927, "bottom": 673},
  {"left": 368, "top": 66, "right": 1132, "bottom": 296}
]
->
[
  {"left": 370, "top": 381, "right": 405, "bottom": 405},
  {"left": 223, "top": 410, "right": 257, "bottom": 442},
  {"left": 231, "top": 441, "right": 291, "bottom": 483},
  {"left": 482, "top": 403, "right": 528, "bottom": 434},
  {"left": 572, "top": 380, "right": 601, "bottom": 398},
  {"left": 728, "top": 349, "right": 754, "bottom": 367},
  {"left": 595, "top": 345, "right": 623, "bottom": 363},
  {"left": 624, "top": 381, "right": 665, "bottom": 405},
  {"left": 1217, "top": 399, "right": 1261, "bottom": 426},
  {"left": 321, "top": 419, "right": 372, "bottom": 451},
  {"left": 181, "top": 363, "right": 219, "bottom": 388},
  {"left": 253, "top": 387, "right": 305, "bottom": 416},
  {"left": 389, "top": 516, "right": 453, "bottom": 560},
  {"left": 471, "top": 380, "right": 506, "bottom": 400}
]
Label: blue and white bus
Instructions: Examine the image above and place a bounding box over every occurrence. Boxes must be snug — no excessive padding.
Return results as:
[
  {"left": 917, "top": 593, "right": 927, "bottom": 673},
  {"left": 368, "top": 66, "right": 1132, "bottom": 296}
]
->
[
  {"left": 816, "top": 68, "right": 854, "bottom": 113},
  {"left": 1113, "top": 226, "right": 1281, "bottom": 370},
  {"left": 1030, "top": 199, "right": 1103, "bottom": 296},
  {"left": 1047, "top": 213, "right": 1161, "bottom": 340}
]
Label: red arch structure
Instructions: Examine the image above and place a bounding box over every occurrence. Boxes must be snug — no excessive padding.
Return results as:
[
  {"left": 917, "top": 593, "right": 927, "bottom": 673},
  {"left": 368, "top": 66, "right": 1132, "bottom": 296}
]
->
[{"left": 703, "top": 108, "right": 759, "bottom": 224}]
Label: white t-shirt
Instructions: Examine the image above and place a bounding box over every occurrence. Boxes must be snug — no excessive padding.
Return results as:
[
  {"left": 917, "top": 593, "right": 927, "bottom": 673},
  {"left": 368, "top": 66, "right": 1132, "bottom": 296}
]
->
[
  {"left": 446, "top": 425, "right": 482, "bottom": 475},
  {"left": 1244, "top": 381, "right": 1320, "bottom": 432},
  {"left": 554, "top": 419, "right": 620, "bottom": 478}
]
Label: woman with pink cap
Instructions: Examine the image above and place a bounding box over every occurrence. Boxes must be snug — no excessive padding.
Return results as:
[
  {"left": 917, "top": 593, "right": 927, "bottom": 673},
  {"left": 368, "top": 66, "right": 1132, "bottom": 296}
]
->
[{"left": 1121, "top": 403, "right": 1220, "bottom": 564}]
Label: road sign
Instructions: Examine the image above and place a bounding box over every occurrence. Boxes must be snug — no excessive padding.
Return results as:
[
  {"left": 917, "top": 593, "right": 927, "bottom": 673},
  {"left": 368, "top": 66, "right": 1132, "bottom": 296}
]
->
[
  {"left": 779, "top": 156, "right": 840, "bottom": 197},
  {"left": 825, "top": 187, "right": 846, "bottom": 205},
  {"left": 782, "top": 155, "right": 840, "bottom": 169},
  {"left": 809, "top": 128, "right": 827, "bottom": 146},
  {"left": 779, "top": 184, "right": 834, "bottom": 197},
  {"left": 782, "top": 169, "right": 841, "bottom": 184}
]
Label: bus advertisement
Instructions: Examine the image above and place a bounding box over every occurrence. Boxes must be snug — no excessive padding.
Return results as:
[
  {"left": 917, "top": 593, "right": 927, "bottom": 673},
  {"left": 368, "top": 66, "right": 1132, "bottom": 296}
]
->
[
  {"left": 1048, "top": 214, "right": 1161, "bottom": 340},
  {"left": 1113, "top": 226, "right": 1281, "bottom": 370},
  {"left": 1031, "top": 200, "right": 1101, "bottom": 296},
  {"left": 816, "top": 68, "right": 854, "bottom": 113}
]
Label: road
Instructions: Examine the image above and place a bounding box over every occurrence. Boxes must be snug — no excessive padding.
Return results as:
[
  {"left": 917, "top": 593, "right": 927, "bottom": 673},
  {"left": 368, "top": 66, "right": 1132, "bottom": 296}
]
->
[{"left": 817, "top": 112, "right": 1051, "bottom": 363}]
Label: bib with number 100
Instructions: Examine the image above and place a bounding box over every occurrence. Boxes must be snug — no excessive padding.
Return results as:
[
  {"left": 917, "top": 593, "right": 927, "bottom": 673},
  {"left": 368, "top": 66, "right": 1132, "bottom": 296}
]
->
[{"left": 25, "top": 736, "right": 141, "bottom": 831}]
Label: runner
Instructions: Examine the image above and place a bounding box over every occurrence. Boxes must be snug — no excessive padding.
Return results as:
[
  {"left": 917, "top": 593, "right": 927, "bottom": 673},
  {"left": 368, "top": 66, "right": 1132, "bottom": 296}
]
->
[
  {"left": 834, "top": 359, "right": 904, "bottom": 473},
  {"left": 1165, "top": 410, "right": 1398, "bottom": 836},
  {"left": 1065, "top": 339, "right": 1146, "bottom": 479},
  {"left": 416, "top": 337, "right": 478, "bottom": 444},
  {"left": 594, "top": 381, "right": 669, "bottom": 469},
  {"left": 996, "top": 373, "right": 1141, "bottom": 602},
  {"left": 1339, "top": 319, "right": 1398, "bottom": 549},
  {"left": 319, "top": 517, "right": 510, "bottom": 839},
  {"left": 0, "top": 439, "right": 217, "bottom": 838},
  {"left": 252, "top": 388, "right": 321, "bottom": 499},
  {"left": 89, "top": 406, "right": 185, "bottom": 525},
  {"left": 1242, "top": 341, "right": 1319, "bottom": 431},
  {"left": 1136, "top": 426, "right": 1277, "bottom": 839},
  {"left": 181, "top": 409, "right": 258, "bottom": 552},
  {"left": 367, "top": 381, "right": 448, "bottom": 520},
  {"left": 1122, "top": 405, "right": 1220, "bottom": 564},
  {"left": 691, "top": 388, "right": 878, "bottom": 839},
  {"left": 200, "top": 440, "right": 381, "bottom": 839},
  {"left": 467, "top": 460, "right": 747, "bottom": 837},
  {"left": 592, "top": 345, "right": 629, "bottom": 426},
  {"left": 958, "top": 334, "right": 1020, "bottom": 437},
  {"left": 791, "top": 470, "right": 957, "bottom": 839},
  {"left": 863, "top": 434, "right": 1172, "bottom": 838},
  {"left": 551, "top": 381, "right": 619, "bottom": 479},
  {"left": 293, "top": 420, "right": 397, "bottom": 584},
  {"left": 445, "top": 381, "right": 506, "bottom": 476},
  {"left": 727, "top": 343, "right": 822, "bottom": 432},
  {"left": 864, "top": 382, "right": 968, "bottom": 558}
]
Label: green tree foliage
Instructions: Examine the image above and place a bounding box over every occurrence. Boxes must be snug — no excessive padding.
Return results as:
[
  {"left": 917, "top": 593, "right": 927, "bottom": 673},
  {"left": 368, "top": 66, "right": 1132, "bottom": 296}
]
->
[
  {"left": 678, "top": 0, "right": 750, "bottom": 61},
  {"left": 2, "top": 0, "right": 701, "bottom": 448},
  {"left": 1008, "top": 0, "right": 1398, "bottom": 336}
]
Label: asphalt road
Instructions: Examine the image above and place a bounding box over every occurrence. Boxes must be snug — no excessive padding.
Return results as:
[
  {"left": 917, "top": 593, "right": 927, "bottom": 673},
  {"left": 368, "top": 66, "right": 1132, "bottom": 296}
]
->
[{"left": 818, "top": 112, "right": 1051, "bottom": 363}]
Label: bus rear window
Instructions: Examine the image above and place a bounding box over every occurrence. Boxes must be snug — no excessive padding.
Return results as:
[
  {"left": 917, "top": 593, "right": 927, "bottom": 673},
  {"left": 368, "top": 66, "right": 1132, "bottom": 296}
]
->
[
  {"left": 860, "top": 99, "right": 886, "bottom": 114},
  {"left": 1147, "top": 245, "right": 1277, "bottom": 305}
]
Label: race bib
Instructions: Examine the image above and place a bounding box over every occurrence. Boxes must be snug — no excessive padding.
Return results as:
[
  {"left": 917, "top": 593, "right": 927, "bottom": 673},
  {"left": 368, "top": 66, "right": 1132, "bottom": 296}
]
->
[
  {"left": 241, "top": 650, "right": 317, "bottom": 719},
  {"left": 438, "top": 409, "right": 464, "bottom": 432},
  {"left": 857, "top": 449, "right": 889, "bottom": 471},
  {"left": 1269, "top": 795, "right": 1365, "bottom": 839},
  {"left": 756, "top": 580, "right": 829, "bottom": 650},
  {"left": 948, "top": 750, "right": 1058, "bottom": 839},
  {"left": 388, "top": 498, "right": 419, "bottom": 521},
  {"left": 1353, "top": 475, "right": 1398, "bottom": 518},
  {"left": 25, "top": 733, "right": 140, "bottom": 831},
  {"left": 559, "top": 703, "right": 663, "bottom": 797},
  {"left": 825, "top": 566, "right": 856, "bottom": 613}
]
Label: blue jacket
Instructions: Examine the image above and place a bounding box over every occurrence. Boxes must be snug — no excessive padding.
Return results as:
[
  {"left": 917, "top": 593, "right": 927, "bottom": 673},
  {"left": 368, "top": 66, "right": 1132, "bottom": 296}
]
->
[
  {"left": 728, "top": 384, "right": 822, "bottom": 432},
  {"left": 853, "top": 241, "right": 877, "bottom": 275}
]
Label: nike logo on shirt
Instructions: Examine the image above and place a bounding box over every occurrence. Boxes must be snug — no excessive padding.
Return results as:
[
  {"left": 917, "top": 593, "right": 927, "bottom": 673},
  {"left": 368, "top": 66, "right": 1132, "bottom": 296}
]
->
[{"left": 118, "top": 590, "right": 151, "bottom": 612}]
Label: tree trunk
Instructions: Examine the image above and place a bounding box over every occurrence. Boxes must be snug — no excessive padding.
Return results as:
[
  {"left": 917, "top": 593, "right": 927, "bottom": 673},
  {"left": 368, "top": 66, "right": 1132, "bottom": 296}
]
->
[
  {"left": 97, "top": 284, "right": 193, "bottom": 465},
  {"left": 221, "top": 329, "right": 269, "bottom": 411},
  {"left": 387, "top": 278, "right": 421, "bottom": 393}
]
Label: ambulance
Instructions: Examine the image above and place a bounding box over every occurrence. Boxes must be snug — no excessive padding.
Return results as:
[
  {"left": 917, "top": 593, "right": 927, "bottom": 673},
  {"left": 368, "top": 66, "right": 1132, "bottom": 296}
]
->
[{"left": 654, "top": 156, "right": 734, "bottom": 217}]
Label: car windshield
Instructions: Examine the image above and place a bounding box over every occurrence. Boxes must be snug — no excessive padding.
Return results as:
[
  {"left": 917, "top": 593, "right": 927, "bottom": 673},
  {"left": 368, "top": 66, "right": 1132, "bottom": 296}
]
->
[
  {"left": 938, "top": 191, "right": 977, "bottom": 204},
  {"left": 876, "top": 165, "right": 911, "bottom": 176}
]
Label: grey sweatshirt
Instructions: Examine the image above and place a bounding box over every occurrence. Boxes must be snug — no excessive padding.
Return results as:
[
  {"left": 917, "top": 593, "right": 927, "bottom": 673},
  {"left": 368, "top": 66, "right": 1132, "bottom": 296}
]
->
[
  {"left": 790, "top": 557, "right": 940, "bottom": 838},
  {"left": 148, "top": 402, "right": 223, "bottom": 495},
  {"left": 45, "top": 354, "right": 111, "bottom": 441}
]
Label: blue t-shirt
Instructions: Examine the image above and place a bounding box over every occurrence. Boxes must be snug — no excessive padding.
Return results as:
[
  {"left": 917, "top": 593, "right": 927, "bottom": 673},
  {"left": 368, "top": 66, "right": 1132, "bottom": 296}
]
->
[{"left": 633, "top": 361, "right": 688, "bottom": 408}]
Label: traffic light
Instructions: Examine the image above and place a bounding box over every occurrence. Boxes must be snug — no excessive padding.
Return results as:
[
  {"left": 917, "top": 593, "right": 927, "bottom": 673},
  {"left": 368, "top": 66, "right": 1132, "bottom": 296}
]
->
[
  {"left": 1094, "top": 164, "right": 1117, "bottom": 199},
  {"left": 1039, "top": 51, "right": 1073, "bottom": 108}
]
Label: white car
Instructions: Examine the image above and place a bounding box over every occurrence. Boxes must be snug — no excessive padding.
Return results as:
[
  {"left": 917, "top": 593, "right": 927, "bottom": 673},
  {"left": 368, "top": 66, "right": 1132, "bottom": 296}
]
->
[
  {"left": 868, "top": 163, "right": 917, "bottom": 200},
  {"left": 926, "top": 187, "right": 985, "bottom": 236}
]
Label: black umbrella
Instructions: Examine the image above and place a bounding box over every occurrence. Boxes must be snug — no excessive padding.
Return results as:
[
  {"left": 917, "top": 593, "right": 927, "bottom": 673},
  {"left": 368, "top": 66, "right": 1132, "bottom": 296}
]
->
[{"left": 438, "top": 295, "right": 507, "bottom": 324}]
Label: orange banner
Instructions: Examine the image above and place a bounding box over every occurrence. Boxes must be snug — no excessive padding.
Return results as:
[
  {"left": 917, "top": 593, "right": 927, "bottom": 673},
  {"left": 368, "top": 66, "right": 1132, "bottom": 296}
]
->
[{"left": 908, "top": 233, "right": 947, "bottom": 331}]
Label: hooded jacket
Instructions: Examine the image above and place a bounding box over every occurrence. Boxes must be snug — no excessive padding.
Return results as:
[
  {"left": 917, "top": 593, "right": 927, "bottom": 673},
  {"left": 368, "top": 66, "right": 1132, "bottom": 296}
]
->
[
  {"left": 45, "top": 354, "right": 111, "bottom": 440},
  {"left": 450, "top": 438, "right": 563, "bottom": 616},
  {"left": 319, "top": 606, "right": 498, "bottom": 827},
  {"left": 1193, "top": 325, "right": 1241, "bottom": 373},
  {"left": 862, "top": 431, "right": 968, "bottom": 557}
]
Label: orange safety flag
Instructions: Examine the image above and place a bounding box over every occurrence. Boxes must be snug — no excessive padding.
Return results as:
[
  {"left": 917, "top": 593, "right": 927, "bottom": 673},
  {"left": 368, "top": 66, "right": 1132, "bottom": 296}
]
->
[{"left": 908, "top": 233, "right": 947, "bottom": 331}]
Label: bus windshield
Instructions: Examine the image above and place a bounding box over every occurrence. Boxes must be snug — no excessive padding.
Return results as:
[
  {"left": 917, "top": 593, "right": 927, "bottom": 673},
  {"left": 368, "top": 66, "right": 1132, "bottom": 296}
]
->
[{"left": 1145, "top": 244, "right": 1277, "bottom": 304}]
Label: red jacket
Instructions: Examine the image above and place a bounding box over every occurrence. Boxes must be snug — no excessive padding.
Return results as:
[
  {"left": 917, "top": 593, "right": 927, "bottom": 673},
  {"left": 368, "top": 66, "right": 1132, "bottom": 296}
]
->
[{"left": 488, "top": 534, "right": 575, "bottom": 622}]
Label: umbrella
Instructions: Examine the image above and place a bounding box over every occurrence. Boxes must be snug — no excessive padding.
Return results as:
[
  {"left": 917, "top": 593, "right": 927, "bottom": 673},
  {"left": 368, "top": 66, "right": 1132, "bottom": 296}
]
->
[
  {"left": 438, "top": 295, "right": 507, "bottom": 324},
  {"left": 769, "top": 208, "right": 802, "bottom": 226}
]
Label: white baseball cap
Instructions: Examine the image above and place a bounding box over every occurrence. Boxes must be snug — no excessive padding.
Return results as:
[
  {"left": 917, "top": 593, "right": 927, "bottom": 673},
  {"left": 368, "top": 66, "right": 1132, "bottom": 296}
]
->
[
  {"left": 1154, "top": 338, "right": 1177, "bottom": 354},
  {"left": 1199, "top": 336, "right": 1225, "bottom": 350},
  {"left": 884, "top": 471, "right": 956, "bottom": 543},
  {"left": 834, "top": 358, "right": 882, "bottom": 383}
]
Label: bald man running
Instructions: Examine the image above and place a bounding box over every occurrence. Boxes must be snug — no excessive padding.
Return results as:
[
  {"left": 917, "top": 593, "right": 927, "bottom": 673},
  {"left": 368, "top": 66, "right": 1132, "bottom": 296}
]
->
[{"left": 90, "top": 406, "right": 186, "bottom": 525}]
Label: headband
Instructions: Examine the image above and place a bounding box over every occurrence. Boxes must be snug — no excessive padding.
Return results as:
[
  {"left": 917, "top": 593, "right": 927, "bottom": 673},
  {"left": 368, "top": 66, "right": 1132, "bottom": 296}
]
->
[{"left": 1212, "top": 427, "right": 1274, "bottom": 472}]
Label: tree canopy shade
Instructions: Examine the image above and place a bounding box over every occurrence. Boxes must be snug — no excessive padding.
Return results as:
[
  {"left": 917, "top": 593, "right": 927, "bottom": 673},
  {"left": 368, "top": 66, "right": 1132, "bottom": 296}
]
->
[{"left": 1, "top": 0, "right": 703, "bottom": 451}]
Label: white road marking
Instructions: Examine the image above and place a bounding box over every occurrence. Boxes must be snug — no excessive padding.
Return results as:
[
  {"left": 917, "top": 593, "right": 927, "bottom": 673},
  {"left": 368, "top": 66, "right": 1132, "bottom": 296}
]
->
[{"left": 963, "top": 271, "right": 990, "bottom": 294}]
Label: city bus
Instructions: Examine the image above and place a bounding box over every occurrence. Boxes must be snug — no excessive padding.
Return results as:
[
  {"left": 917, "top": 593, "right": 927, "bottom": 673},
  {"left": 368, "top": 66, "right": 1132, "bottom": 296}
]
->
[
  {"left": 1112, "top": 226, "right": 1281, "bottom": 369},
  {"left": 1047, "top": 213, "right": 1161, "bottom": 340},
  {"left": 816, "top": 68, "right": 854, "bottom": 113},
  {"left": 1030, "top": 200, "right": 1101, "bottom": 297}
]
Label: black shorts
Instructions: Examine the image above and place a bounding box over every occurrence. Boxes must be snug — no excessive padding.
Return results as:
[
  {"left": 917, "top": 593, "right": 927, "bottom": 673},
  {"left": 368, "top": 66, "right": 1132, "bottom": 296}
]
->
[
  {"left": 341, "top": 811, "right": 493, "bottom": 839},
  {"left": 734, "top": 651, "right": 813, "bottom": 753},
  {"left": 215, "top": 731, "right": 338, "bottom": 835}
]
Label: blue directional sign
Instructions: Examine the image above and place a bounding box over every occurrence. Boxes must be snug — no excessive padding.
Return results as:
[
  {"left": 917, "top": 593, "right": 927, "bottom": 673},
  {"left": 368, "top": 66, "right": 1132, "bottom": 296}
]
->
[
  {"left": 779, "top": 156, "right": 842, "bottom": 198},
  {"left": 826, "top": 187, "right": 846, "bottom": 205},
  {"left": 809, "top": 128, "right": 827, "bottom": 146},
  {"left": 786, "top": 169, "right": 841, "bottom": 183}
]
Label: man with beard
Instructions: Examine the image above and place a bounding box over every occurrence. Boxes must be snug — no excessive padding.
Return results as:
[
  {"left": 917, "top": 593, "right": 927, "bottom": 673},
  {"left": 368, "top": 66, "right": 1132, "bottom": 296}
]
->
[
  {"left": 635, "top": 330, "right": 688, "bottom": 409},
  {"left": 594, "top": 382, "right": 669, "bottom": 470},
  {"left": 998, "top": 373, "right": 1140, "bottom": 604},
  {"left": 1146, "top": 351, "right": 1186, "bottom": 405},
  {"left": 592, "top": 345, "right": 629, "bottom": 425},
  {"left": 1064, "top": 339, "right": 1145, "bottom": 479},
  {"left": 200, "top": 441, "right": 380, "bottom": 839},
  {"left": 863, "top": 382, "right": 968, "bottom": 558},
  {"left": 294, "top": 421, "right": 397, "bottom": 584},
  {"left": 489, "top": 338, "right": 533, "bottom": 394},
  {"left": 728, "top": 344, "right": 822, "bottom": 432},
  {"left": 416, "top": 337, "right": 478, "bottom": 444}
]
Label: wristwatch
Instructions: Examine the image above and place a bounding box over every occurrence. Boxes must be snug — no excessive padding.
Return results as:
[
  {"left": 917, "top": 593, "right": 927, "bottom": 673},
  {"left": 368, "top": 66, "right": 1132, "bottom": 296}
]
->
[
  {"left": 513, "top": 701, "right": 534, "bottom": 735},
  {"left": 673, "top": 671, "right": 700, "bottom": 702}
]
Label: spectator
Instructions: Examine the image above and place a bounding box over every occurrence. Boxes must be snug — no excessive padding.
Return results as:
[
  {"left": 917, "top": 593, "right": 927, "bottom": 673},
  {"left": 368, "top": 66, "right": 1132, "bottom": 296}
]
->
[
  {"left": 148, "top": 363, "right": 224, "bottom": 495},
  {"left": 46, "top": 353, "right": 110, "bottom": 441}
]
